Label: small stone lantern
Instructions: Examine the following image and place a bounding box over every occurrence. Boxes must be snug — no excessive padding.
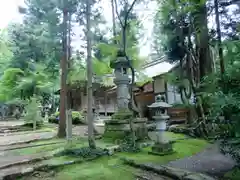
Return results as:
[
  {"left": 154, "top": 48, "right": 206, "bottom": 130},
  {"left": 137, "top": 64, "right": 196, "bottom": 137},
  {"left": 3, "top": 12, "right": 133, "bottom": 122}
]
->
[
  {"left": 148, "top": 95, "right": 174, "bottom": 155},
  {"left": 43, "top": 104, "right": 51, "bottom": 122}
]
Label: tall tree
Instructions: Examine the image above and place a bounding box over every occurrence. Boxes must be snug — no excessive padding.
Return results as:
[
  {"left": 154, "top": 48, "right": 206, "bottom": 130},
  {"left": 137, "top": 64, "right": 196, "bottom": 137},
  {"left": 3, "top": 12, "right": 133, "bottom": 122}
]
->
[
  {"left": 86, "top": 0, "right": 96, "bottom": 149},
  {"left": 214, "top": 0, "right": 225, "bottom": 75},
  {"left": 58, "top": 0, "right": 69, "bottom": 138}
]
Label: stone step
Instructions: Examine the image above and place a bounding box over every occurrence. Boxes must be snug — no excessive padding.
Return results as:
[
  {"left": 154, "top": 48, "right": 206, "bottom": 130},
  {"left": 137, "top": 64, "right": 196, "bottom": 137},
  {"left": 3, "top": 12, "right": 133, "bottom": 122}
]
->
[
  {"left": 136, "top": 170, "right": 174, "bottom": 180},
  {"left": 0, "top": 162, "right": 40, "bottom": 180},
  {"left": 0, "top": 132, "right": 56, "bottom": 146},
  {"left": 0, "top": 141, "right": 64, "bottom": 151},
  {"left": 0, "top": 154, "right": 52, "bottom": 170}
]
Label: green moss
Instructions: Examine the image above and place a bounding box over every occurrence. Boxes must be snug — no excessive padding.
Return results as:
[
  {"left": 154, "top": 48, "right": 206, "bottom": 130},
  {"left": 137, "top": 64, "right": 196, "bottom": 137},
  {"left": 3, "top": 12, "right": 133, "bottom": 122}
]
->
[
  {"left": 9, "top": 137, "right": 115, "bottom": 156},
  {"left": 118, "top": 134, "right": 208, "bottom": 164},
  {"left": 224, "top": 167, "right": 240, "bottom": 180},
  {"left": 53, "top": 156, "right": 135, "bottom": 180},
  {"left": 102, "top": 131, "right": 127, "bottom": 143},
  {"left": 9, "top": 138, "right": 86, "bottom": 156},
  {"left": 10, "top": 143, "right": 64, "bottom": 156},
  {"left": 17, "top": 132, "right": 209, "bottom": 180},
  {"left": 111, "top": 109, "right": 133, "bottom": 120},
  {"left": 165, "top": 132, "right": 186, "bottom": 139}
]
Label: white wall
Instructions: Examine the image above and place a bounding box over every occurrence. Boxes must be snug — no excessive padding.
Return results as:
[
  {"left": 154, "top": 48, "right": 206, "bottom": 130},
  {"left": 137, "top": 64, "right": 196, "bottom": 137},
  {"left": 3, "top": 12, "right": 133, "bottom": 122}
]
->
[
  {"left": 98, "top": 98, "right": 116, "bottom": 113},
  {"left": 166, "top": 83, "right": 182, "bottom": 105},
  {"left": 154, "top": 77, "right": 165, "bottom": 93}
]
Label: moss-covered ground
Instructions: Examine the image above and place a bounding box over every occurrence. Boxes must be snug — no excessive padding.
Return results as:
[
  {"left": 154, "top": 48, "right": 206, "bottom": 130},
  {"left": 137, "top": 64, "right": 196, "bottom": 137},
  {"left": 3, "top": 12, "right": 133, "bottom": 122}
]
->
[
  {"left": 224, "top": 167, "right": 240, "bottom": 180},
  {"left": 16, "top": 132, "right": 209, "bottom": 180}
]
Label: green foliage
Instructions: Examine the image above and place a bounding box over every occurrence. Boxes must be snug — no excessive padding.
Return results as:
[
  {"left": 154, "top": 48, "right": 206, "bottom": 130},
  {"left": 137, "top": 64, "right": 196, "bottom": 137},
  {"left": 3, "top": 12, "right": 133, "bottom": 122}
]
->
[
  {"left": 0, "top": 29, "right": 13, "bottom": 73},
  {"left": 50, "top": 111, "right": 84, "bottom": 124},
  {"left": 224, "top": 167, "right": 240, "bottom": 180},
  {"left": 202, "top": 40, "right": 240, "bottom": 163},
  {"left": 55, "top": 146, "right": 108, "bottom": 158},
  {"left": 0, "top": 68, "right": 24, "bottom": 101}
]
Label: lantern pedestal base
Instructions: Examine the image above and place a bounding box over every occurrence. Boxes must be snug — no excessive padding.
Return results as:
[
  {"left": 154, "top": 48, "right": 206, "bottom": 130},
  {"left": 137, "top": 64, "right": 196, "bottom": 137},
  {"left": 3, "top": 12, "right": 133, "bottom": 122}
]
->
[{"left": 149, "top": 141, "right": 175, "bottom": 156}]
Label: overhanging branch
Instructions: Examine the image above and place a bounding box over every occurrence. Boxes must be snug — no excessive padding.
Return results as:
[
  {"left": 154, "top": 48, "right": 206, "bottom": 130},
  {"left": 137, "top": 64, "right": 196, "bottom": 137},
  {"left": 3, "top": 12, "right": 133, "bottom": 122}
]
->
[{"left": 220, "top": 0, "right": 240, "bottom": 6}]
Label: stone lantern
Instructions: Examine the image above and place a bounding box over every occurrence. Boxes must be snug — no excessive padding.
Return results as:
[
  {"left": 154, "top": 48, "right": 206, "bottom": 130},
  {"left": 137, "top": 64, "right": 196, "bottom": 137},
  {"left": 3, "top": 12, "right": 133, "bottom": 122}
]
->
[
  {"left": 110, "top": 50, "right": 131, "bottom": 110},
  {"left": 43, "top": 104, "right": 51, "bottom": 122},
  {"left": 104, "top": 50, "right": 147, "bottom": 140},
  {"left": 148, "top": 94, "right": 174, "bottom": 155}
]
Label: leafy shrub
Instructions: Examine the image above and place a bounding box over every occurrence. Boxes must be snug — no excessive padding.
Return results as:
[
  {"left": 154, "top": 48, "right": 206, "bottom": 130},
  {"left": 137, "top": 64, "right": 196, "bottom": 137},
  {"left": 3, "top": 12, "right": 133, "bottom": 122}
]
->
[
  {"left": 55, "top": 146, "right": 108, "bottom": 158},
  {"left": 202, "top": 41, "right": 240, "bottom": 165},
  {"left": 49, "top": 111, "right": 84, "bottom": 125},
  {"left": 48, "top": 114, "right": 57, "bottom": 124}
]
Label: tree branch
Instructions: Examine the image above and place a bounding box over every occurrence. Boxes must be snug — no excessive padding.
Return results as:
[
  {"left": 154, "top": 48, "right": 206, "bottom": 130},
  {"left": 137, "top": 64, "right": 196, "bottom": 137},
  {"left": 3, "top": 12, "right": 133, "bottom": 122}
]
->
[
  {"left": 124, "top": 0, "right": 138, "bottom": 26},
  {"left": 220, "top": 0, "right": 240, "bottom": 6},
  {"left": 114, "top": 0, "right": 124, "bottom": 27}
]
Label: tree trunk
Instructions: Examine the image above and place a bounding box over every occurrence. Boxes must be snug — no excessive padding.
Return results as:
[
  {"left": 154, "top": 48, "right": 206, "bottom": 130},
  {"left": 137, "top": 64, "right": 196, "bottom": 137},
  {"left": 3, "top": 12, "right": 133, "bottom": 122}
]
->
[
  {"left": 214, "top": 0, "right": 225, "bottom": 75},
  {"left": 193, "top": 2, "right": 213, "bottom": 79},
  {"left": 66, "top": 12, "right": 72, "bottom": 141},
  {"left": 58, "top": 5, "right": 68, "bottom": 138},
  {"left": 86, "top": 0, "right": 96, "bottom": 149},
  {"left": 111, "top": 0, "right": 117, "bottom": 44}
]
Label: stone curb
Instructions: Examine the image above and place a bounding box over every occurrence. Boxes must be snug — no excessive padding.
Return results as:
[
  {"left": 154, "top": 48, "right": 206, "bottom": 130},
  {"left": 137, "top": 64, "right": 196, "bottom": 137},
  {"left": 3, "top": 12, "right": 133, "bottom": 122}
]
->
[{"left": 122, "top": 158, "right": 216, "bottom": 180}]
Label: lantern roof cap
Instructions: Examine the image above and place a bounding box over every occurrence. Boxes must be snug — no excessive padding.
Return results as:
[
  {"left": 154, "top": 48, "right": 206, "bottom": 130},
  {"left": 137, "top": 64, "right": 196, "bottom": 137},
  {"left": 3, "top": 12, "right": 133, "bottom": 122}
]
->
[
  {"left": 110, "top": 49, "right": 131, "bottom": 69},
  {"left": 148, "top": 94, "right": 172, "bottom": 108}
]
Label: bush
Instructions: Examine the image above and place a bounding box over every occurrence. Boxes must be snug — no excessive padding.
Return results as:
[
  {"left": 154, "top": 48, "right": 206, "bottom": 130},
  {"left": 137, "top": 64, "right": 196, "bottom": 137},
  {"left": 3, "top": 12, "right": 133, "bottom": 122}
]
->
[
  {"left": 49, "top": 111, "right": 84, "bottom": 125},
  {"left": 48, "top": 115, "right": 58, "bottom": 124}
]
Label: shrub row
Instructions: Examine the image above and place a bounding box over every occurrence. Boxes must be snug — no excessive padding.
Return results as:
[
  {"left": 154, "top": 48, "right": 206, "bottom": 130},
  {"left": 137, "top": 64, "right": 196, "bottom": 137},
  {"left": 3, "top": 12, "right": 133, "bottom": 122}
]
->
[{"left": 48, "top": 111, "right": 85, "bottom": 125}]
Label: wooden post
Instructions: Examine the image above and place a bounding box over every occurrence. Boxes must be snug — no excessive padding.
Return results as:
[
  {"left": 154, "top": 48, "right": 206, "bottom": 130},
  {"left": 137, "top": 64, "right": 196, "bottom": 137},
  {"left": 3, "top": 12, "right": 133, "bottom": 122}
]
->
[
  {"left": 80, "top": 90, "right": 84, "bottom": 110},
  {"left": 104, "top": 92, "right": 107, "bottom": 116},
  {"left": 66, "top": 109, "right": 72, "bottom": 141}
]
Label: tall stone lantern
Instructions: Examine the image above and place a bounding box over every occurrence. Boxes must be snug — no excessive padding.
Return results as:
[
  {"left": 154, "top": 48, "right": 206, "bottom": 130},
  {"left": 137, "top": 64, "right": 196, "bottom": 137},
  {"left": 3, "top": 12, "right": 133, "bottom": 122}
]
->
[
  {"left": 104, "top": 50, "right": 147, "bottom": 140},
  {"left": 110, "top": 50, "right": 131, "bottom": 110},
  {"left": 148, "top": 95, "right": 174, "bottom": 155}
]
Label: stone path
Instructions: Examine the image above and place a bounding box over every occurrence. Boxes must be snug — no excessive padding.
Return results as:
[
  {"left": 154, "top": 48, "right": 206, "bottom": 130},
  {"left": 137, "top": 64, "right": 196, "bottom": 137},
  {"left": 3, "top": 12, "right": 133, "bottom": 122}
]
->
[
  {"left": 0, "top": 153, "right": 54, "bottom": 179},
  {"left": 165, "top": 143, "right": 236, "bottom": 177},
  {"left": 0, "top": 132, "right": 56, "bottom": 146},
  {"left": 0, "top": 123, "right": 90, "bottom": 179},
  {"left": 0, "top": 120, "right": 24, "bottom": 127},
  {"left": 137, "top": 170, "right": 173, "bottom": 180},
  {"left": 0, "top": 153, "right": 51, "bottom": 169},
  {"left": 0, "top": 124, "right": 88, "bottom": 146}
]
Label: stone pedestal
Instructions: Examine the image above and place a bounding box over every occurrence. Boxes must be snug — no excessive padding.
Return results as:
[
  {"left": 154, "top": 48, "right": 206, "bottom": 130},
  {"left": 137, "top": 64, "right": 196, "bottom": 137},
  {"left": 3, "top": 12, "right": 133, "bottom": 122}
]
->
[
  {"left": 150, "top": 141, "right": 174, "bottom": 156},
  {"left": 104, "top": 118, "right": 147, "bottom": 141},
  {"left": 149, "top": 118, "right": 174, "bottom": 155}
]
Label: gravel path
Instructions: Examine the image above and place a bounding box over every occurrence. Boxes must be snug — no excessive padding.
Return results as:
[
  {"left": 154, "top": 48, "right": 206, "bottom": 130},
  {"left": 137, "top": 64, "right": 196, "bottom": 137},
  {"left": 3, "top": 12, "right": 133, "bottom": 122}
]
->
[{"left": 165, "top": 143, "right": 236, "bottom": 177}]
